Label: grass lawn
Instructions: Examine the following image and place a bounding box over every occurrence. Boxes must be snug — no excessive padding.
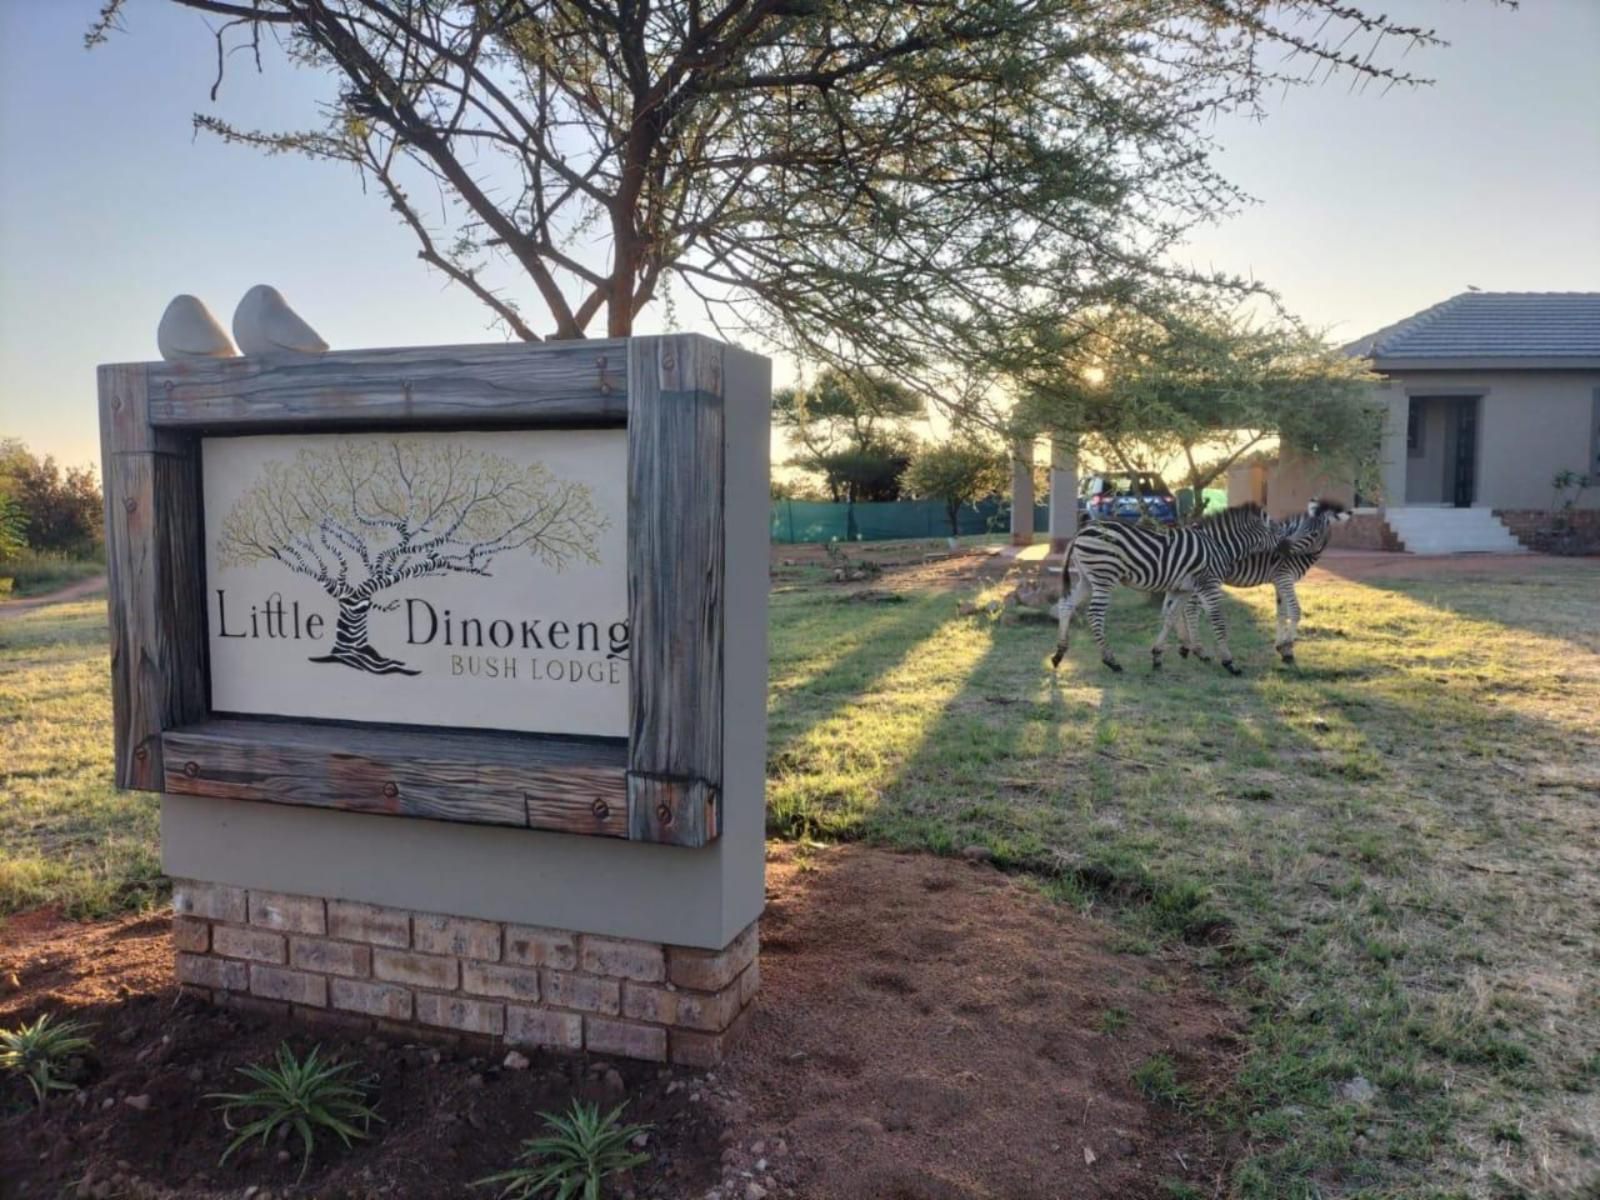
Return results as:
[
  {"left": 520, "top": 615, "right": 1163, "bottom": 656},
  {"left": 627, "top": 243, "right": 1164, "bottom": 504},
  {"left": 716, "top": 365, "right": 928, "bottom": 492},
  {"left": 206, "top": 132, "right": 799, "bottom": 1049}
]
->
[
  {"left": 0, "top": 550, "right": 106, "bottom": 598},
  {"left": 0, "top": 598, "right": 161, "bottom": 917},
  {"left": 3, "top": 557, "right": 1598, "bottom": 1196},
  {"left": 769, "top": 559, "right": 1600, "bottom": 1199}
]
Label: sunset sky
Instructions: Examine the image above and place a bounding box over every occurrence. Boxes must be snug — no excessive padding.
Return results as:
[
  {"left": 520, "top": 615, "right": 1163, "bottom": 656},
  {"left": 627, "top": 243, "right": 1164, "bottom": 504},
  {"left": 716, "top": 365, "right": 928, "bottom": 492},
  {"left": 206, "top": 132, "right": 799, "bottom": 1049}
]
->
[{"left": 2, "top": 0, "right": 1597, "bottom": 468}]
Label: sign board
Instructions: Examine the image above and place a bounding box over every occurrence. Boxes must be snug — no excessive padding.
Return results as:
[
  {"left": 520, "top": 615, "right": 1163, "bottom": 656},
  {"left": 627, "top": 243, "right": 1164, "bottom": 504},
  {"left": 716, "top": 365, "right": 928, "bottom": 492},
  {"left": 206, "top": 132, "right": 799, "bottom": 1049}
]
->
[
  {"left": 203, "top": 430, "right": 629, "bottom": 738},
  {"left": 98, "top": 334, "right": 768, "bottom": 848}
]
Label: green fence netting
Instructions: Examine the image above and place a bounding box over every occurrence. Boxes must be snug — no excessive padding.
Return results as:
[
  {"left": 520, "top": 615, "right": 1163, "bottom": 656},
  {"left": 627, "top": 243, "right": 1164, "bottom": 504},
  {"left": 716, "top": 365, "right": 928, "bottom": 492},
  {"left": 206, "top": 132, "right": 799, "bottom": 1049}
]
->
[{"left": 768, "top": 488, "right": 1230, "bottom": 543}]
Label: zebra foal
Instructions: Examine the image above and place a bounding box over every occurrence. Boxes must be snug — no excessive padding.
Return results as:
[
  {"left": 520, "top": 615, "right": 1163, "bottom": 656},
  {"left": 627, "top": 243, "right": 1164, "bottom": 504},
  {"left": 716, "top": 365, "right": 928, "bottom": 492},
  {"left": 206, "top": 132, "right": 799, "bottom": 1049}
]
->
[
  {"left": 1168, "top": 498, "right": 1351, "bottom": 665},
  {"left": 1051, "top": 503, "right": 1284, "bottom": 676}
]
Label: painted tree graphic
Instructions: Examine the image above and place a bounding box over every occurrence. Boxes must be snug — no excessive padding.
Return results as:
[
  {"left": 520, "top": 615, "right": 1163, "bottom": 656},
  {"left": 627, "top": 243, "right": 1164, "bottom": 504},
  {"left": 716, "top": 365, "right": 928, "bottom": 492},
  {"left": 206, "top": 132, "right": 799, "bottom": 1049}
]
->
[{"left": 218, "top": 439, "right": 607, "bottom": 676}]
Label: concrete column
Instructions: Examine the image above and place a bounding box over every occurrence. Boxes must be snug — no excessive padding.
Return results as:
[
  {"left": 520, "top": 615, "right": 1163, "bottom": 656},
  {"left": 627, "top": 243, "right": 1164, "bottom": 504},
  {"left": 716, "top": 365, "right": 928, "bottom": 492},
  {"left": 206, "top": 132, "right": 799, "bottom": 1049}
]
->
[
  {"left": 1047, "top": 438, "right": 1078, "bottom": 554},
  {"left": 1010, "top": 438, "right": 1035, "bottom": 546},
  {"left": 1376, "top": 381, "right": 1408, "bottom": 510}
]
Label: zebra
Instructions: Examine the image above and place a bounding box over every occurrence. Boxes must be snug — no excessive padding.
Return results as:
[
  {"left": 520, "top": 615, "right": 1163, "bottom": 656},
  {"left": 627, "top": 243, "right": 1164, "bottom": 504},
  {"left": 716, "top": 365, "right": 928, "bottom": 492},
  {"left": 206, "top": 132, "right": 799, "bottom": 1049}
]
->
[
  {"left": 1050, "top": 502, "right": 1285, "bottom": 676},
  {"left": 1165, "top": 498, "right": 1352, "bottom": 666}
]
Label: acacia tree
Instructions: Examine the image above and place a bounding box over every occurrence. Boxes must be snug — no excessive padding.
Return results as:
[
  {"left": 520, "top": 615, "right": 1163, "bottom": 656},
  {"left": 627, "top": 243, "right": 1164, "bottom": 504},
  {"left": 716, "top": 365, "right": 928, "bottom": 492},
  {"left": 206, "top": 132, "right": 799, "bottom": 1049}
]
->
[
  {"left": 218, "top": 440, "right": 606, "bottom": 674},
  {"left": 773, "top": 368, "right": 922, "bottom": 502},
  {"left": 88, "top": 0, "right": 1479, "bottom": 393},
  {"left": 902, "top": 436, "right": 1008, "bottom": 537},
  {"left": 1014, "top": 306, "right": 1383, "bottom": 516}
]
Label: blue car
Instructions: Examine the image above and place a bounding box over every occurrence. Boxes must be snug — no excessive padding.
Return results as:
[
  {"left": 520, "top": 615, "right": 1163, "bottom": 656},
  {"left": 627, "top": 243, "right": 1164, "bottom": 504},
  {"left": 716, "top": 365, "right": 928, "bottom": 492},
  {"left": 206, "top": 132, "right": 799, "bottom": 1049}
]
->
[{"left": 1077, "top": 472, "right": 1178, "bottom": 526}]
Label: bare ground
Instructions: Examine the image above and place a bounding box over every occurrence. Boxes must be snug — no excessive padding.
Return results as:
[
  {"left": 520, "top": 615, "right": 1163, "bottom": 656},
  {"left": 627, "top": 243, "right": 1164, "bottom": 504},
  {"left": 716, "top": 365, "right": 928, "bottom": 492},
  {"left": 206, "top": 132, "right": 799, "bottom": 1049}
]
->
[{"left": 2, "top": 844, "right": 1238, "bottom": 1200}]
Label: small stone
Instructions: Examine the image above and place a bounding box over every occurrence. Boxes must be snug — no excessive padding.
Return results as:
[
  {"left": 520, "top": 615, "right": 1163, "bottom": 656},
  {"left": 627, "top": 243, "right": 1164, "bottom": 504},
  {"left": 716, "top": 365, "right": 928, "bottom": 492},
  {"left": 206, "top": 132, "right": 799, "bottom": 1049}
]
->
[
  {"left": 690, "top": 1091, "right": 702, "bottom": 1103},
  {"left": 667, "top": 1081, "right": 683, "bottom": 1094},
  {"left": 773, "top": 1140, "right": 788, "bottom": 1157},
  {"left": 187, "top": 1067, "right": 204, "bottom": 1084},
  {"left": 754, "top": 1159, "right": 767, "bottom": 1172},
  {"left": 2, "top": 971, "right": 18, "bottom": 993},
  {"left": 503, "top": 1051, "right": 531, "bottom": 1071},
  {"left": 750, "top": 1141, "right": 765, "bottom": 1156},
  {"left": 1338, "top": 1075, "right": 1377, "bottom": 1105},
  {"left": 744, "top": 1184, "right": 768, "bottom": 1200},
  {"left": 630, "top": 1132, "right": 650, "bottom": 1150},
  {"left": 243, "top": 1189, "right": 259, "bottom": 1200},
  {"left": 603, "top": 1068, "right": 625, "bottom": 1097},
  {"left": 467, "top": 1073, "right": 485, "bottom": 1088},
  {"left": 101, "top": 1097, "right": 116, "bottom": 1110},
  {"left": 959, "top": 845, "right": 992, "bottom": 863},
  {"left": 123, "top": 1095, "right": 151, "bottom": 1112},
  {"left": 277, "top": 1150, "right": 291, "bottom": 1163}
]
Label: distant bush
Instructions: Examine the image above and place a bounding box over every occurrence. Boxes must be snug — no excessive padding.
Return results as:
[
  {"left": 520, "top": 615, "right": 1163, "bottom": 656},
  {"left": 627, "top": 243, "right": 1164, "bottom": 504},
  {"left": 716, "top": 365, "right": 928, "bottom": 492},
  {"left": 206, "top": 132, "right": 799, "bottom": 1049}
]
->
[
  {"left": 0, "top": 438, "right": 102, "bottom": 558},
  {"left": 0, "top": 548, "right": 105, "bottom": 597}
]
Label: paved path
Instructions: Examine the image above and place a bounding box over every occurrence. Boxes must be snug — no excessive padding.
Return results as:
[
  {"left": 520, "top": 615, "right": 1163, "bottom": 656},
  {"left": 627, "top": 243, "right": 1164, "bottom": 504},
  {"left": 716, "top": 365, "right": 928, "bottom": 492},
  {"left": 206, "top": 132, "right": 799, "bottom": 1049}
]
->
[{"left": 0, "top": 573, "right": 108, "bottom": 615}]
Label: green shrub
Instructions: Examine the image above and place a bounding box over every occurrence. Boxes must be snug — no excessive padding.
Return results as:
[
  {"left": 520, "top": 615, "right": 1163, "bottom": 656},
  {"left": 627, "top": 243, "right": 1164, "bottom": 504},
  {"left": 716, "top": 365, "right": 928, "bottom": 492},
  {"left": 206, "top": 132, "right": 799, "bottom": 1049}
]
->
[
  {"left": 0, "top": 1014, "right": 95, "bottom": 1105},
  {"left": 475, "top": 1099, "right": 651, "bottom": 1200},
  {"left": 208, "top": 1043, "right": 380, "bottom": 1181}
]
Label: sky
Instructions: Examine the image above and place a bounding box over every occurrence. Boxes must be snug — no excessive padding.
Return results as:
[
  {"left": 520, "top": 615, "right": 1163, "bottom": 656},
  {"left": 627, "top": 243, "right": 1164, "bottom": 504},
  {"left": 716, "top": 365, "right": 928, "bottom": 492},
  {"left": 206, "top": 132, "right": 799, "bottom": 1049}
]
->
[{"left": 1, "top": 0, "right": 1597, "bottom": 470}]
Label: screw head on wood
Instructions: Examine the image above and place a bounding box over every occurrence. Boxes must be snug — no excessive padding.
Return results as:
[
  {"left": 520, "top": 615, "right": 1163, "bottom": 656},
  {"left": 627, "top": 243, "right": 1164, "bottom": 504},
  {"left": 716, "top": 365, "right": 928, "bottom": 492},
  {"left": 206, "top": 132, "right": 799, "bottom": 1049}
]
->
[
  {"left": 382, "top": 781, "right": 399, "bottom": 799},
  {"left": 655, "top": 803, "right": 674, "bottom": 826},
  {"left": 111, "top": 395, "right": 123, "bottom": 411},
  {"left": 662, "top": 354, "right": 677, "bottom": 371},
  {"left": 123, "top": 497, "right": 137, "bottom": 513},
  {"left": 591, "top": 798, "right": 610, "bottom": 821},
  {"left": 183, "top": 760, "right": 200, "bottom": 777},
  {"left": 134, "top": 745, "right": 148, "bottom": 762}
]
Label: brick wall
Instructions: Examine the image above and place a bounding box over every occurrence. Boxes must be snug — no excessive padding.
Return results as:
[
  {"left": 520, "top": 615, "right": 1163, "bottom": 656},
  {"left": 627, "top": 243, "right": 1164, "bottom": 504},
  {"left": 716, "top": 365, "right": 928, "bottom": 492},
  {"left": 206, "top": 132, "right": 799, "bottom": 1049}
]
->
[
  {"left": 1327, "top": 513, "right": 1403, "bottom": 552},
  {"left": 172, "top": 881, "right": 757, "bottom": 1067},
  {"left": 1493, "top": 509, "right": 1600, "bottom": 555}
]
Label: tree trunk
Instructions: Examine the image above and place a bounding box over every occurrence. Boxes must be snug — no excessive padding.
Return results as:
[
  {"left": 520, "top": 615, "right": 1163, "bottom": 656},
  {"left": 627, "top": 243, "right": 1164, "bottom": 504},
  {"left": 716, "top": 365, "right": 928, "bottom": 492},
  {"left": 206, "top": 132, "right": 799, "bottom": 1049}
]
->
[{"left": 308, "top": 595, "right": 419, "bottom": 676}]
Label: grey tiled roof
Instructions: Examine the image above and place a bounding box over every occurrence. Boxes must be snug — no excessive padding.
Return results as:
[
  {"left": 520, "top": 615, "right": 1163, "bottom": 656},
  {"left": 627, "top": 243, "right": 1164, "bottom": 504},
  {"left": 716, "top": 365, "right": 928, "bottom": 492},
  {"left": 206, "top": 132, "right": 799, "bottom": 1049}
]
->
[{"left": 1346, "top": 291, "right": 1600, "bottom": 360}]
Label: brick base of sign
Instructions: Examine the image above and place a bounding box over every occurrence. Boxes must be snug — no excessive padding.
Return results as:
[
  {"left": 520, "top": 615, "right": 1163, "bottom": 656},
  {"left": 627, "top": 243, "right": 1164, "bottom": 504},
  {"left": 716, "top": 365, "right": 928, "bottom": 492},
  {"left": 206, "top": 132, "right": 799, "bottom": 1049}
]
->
[{"left": 170, "top": 881, "right": 758, "bottom": 1066}]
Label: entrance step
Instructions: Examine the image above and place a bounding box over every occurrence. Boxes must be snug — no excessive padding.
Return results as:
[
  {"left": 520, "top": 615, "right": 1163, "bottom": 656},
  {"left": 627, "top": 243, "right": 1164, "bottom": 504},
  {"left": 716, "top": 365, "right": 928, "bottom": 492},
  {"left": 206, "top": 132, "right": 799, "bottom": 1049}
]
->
[{"left": 1382, "top": 508, "right": 1529, "bottom": 555}]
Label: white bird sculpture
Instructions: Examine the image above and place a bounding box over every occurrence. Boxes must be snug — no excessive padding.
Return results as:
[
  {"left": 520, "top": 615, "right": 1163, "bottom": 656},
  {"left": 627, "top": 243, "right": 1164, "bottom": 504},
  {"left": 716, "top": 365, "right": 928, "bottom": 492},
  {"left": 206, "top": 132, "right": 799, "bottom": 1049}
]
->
[
  {"left": 156, "top": 295, "right": 237, "bottom": 361},
  {"left": 232, "top": 284, "right": 329, "bottom": 357}
]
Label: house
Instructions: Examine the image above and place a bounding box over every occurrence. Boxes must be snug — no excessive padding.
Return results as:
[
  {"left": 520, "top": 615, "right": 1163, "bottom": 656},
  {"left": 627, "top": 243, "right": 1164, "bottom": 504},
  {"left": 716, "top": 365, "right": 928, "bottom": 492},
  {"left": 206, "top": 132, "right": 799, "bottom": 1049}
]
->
[{"left": 1235, "top": 291, "right": 1600, "bottom": 553}]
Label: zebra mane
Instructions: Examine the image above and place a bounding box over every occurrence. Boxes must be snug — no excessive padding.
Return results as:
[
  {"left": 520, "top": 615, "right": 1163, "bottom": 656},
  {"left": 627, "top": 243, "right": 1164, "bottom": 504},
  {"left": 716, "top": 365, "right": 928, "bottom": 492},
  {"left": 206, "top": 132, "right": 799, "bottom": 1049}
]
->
[{"left": 1195, "top": 502, "right": 1264, "bottom": 533}]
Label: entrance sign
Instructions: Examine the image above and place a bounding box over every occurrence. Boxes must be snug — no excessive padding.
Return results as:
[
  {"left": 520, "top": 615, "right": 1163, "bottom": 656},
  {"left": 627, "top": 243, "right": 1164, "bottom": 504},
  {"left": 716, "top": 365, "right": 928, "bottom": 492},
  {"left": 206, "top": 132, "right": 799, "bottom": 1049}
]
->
[
  {"left": 204, "top": 430, "right": 629, "bottom": 738},
  {"left": 99, "top": 335, "right": 765, "bottom": 848}
]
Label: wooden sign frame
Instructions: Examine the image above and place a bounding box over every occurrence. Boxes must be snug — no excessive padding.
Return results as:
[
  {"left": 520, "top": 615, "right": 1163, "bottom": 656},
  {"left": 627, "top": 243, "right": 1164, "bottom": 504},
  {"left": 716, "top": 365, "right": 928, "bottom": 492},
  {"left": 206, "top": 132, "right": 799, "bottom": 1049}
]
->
[{"left": 99, "top": 334, "right": 749, "bottom": 848}]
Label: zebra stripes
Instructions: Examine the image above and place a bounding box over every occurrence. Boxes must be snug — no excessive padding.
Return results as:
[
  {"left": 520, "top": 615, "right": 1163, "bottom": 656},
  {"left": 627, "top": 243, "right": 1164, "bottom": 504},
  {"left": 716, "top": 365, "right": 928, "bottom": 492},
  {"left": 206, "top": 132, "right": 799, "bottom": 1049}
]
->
[
  {"left": 1168, "top": 499, "right": 1351, "bottom": 665},
  {"left": 1051, "top": 503, "right": 1284, "bottom": 676}
]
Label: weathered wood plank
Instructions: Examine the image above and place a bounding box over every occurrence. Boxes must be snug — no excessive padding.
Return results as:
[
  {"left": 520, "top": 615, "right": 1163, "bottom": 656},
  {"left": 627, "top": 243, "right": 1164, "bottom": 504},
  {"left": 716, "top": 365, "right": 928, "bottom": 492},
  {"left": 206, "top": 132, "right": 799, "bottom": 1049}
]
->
[
  {"left": 100, "top": 365, "right": 207, "bottom": 789},
  {"left": 147, "top": 340, "right": 630, "bottom": 428},
  {"left": 162, "top": 719, "right": 629, "bottom": 836},
  {"left": 626, "top": 335, "right": 725, "bottom": 847}
]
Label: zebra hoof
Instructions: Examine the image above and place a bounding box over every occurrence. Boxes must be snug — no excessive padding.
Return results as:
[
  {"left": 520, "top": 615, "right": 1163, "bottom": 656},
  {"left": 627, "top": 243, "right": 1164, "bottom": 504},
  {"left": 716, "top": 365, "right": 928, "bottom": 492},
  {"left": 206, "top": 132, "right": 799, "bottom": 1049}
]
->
[
  {"left": 1221, "top": 660, "right": 1243, "bottom": 677},
  {"left": 1050, "top": 648, "right": 1065, "bottom": 669},
  {"left": 1177, "top": 646, "right": 1190, "bottom": 659},
  {"left": 1280, "top": 652, "right": 1296, "bottom": 666},
  {"left": 1103, "top": 659, "right": 1124, "bottom": 674}
]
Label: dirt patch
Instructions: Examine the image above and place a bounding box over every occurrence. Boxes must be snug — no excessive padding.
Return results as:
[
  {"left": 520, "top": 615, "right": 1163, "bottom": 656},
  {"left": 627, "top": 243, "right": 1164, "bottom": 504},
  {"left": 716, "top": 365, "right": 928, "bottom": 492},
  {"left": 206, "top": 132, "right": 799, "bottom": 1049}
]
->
[
  {"left": 0, "top": 574, "right": 108, "bottom": 614},
  {"left": 719, "top": 845, "right": 1240, "bottom": 1199},
  {"left": 2, "top": 846, "right": 1239, "bottom": 1199},
  {"left": 772, "top": 541, "right": 1020, "bottom": 595}
]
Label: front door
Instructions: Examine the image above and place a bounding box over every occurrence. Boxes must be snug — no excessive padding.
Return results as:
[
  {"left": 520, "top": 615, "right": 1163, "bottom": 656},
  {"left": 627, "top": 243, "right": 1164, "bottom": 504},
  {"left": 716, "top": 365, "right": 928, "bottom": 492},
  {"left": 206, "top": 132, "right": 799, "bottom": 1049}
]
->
[{"left": 1450, "top": 400, "right": 1477, "bottom": 508}]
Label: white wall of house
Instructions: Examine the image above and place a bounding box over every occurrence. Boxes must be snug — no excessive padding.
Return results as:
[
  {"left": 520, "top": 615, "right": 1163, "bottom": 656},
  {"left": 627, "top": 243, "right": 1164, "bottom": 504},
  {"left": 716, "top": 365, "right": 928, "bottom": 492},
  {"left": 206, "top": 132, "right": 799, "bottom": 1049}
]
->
[{"left": 1377, "top": 371, "right": 1600, "bottom": 509}]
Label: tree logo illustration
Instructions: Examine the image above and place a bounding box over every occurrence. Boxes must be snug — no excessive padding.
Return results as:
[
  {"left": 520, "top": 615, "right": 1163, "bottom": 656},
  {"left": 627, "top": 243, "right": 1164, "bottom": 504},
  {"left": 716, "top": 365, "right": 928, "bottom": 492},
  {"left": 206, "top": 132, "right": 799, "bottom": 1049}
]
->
[{"left": 217, "top": 439, "right": 608, "bottom": 676}]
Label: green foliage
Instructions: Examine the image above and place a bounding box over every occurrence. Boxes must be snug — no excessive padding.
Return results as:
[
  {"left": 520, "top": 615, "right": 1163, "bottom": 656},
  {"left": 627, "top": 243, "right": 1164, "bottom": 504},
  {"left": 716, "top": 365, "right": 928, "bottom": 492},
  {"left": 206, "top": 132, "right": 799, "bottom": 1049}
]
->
[
  {"left": 902, "top": 437, "right": 1010, "bottom": 536},
  {"left": 0, "top": 492, "right": 27, "bottom": 561},
  {"left": 775, "top": 369, "right": 923, "bottom": 501},
  {"left": 0, "top": 439, "right": 102, "bottom": 558},
  {"left": 0, "top": 1014, "right": 94, "bottom": 1106},
  {"left": 1132, "top": 1053, "right": 1195, "bottom": 1111},
  {"left": 207, "top": 1043, "right": 381, "bottom": 1181},
  {"left": 1015, "top": 306, "right": 1383, "bottom": 507},
  {"left": 0, "top": 548, "right": 105, "bottom": 598},
  {"left": 474, "top": 1100, "right": 651, "bottom": 1200},
  {"left": 1550, "top": 470, "right": 1590, "bottom": 511}
]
